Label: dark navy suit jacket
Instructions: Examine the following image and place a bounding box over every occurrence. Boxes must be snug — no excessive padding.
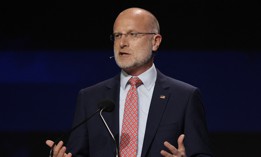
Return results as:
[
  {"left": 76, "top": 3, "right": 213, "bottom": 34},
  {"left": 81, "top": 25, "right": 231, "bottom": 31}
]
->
[{"left": 66, "top": 70, "right": 213, "bottom": 157}]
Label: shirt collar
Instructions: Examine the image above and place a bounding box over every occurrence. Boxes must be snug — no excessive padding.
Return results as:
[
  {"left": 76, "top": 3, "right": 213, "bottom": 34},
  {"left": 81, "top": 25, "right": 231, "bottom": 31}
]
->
[{"left": 120, "top": 64, "right": 157, "bottom": 90}]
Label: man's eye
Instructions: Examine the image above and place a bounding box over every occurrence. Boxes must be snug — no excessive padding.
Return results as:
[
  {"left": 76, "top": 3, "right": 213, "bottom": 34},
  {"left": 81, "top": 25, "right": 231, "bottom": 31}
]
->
[
  {"left": 130, "top": 32, "right": 138, "bottom": 37},
  {"left": 114, "top": 34, "right": 122, "bottom": 38}
]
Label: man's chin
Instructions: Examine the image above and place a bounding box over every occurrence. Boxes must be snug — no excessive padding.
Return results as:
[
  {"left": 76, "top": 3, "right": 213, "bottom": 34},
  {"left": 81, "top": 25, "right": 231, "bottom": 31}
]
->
[
  {"left": 117, "top": 62, "right": 135, "bottom": 69},
  {"left": 120, "top": 65, "right": 136, "bottom": 71}
]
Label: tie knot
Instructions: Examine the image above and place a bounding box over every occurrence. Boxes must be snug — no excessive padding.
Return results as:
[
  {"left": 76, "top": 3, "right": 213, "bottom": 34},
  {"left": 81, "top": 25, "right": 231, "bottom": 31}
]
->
[{"left": 128, "top": 77, "right": 142, "bottom": 87}]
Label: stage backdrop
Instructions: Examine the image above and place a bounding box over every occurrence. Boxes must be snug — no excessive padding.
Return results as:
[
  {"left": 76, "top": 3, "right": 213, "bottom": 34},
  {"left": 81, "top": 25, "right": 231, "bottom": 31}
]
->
[{"left": 0, "top": 51, "right": 260, "bottom": 156}]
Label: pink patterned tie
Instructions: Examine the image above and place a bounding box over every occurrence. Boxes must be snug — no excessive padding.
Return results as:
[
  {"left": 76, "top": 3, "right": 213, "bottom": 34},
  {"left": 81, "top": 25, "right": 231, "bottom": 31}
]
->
[{"left": 120, "top": 77, "right": 142, "bottom": 157}]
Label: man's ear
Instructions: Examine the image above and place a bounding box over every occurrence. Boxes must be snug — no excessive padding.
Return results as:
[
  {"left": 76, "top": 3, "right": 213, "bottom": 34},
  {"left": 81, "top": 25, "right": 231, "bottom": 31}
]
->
[{"left": 152, "top": 34, "right": 162, "bottom": 51}]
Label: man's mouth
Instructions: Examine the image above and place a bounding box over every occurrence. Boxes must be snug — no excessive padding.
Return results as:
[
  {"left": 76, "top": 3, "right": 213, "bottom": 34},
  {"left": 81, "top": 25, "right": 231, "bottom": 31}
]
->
[{"left": 119, "top": 52, "right": 129, "bottom": 56}]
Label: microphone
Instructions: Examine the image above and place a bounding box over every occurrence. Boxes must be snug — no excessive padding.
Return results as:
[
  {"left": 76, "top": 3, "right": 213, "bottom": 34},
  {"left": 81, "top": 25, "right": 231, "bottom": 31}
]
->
[
  {"left": 49, "top": 99, "right": 115, "bottom": 157},
  {"left": 109, "top": 56, "right": 114, "bottom": 59},
  {"left": 98, "top": 99, "right": 115, "bottom": 112},
  {"left": 99, "top": 100, "right": 119, "bottom": 157}
]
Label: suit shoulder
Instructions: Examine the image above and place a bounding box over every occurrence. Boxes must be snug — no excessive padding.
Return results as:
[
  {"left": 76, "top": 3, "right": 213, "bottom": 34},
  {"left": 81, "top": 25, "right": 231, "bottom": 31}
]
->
[
  {"left": 79, "top": 75, "right": 119, "bottom": 94},
  {"left": 161, "top": 74, "right": 203, "bottom": 99},
  {"left": 169, "top": 77, "right": 197, "bottom": 90},
  {"left": 159, "top": 72, "right": 199, "bottom": 92}
]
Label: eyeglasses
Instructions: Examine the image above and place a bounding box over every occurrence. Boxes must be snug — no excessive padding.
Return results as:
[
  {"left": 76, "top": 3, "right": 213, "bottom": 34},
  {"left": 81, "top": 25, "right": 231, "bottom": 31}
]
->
[{"left": 110, "top": 32, "right": 156, "bottom": 41}]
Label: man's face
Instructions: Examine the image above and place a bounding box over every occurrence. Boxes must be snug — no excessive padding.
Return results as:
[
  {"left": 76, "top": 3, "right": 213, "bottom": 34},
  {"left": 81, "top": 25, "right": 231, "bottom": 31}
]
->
[{"left": 112, "top": 12, "right": 157, "bottom": 75}]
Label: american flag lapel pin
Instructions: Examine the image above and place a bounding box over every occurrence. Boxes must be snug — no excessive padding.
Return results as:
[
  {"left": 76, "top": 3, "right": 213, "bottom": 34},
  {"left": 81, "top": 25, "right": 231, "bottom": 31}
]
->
[{"left": 160, "top": 95, "right": 166, "bottom": 99}]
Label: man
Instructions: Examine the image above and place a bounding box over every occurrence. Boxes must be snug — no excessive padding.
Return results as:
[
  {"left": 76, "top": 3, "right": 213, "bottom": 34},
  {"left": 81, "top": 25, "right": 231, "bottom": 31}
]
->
[{"left": 46, "top": 7, "right": 212, "bottom": 157}]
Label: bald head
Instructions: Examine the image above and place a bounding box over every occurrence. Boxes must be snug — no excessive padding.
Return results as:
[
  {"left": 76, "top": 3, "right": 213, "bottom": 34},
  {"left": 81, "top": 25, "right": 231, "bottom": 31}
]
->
[
  {"left": 112, "top": 7, "right": 162, "bottom": 75},
  {"left": 113, "top": 7, "right": 160, "bottom": 34}
]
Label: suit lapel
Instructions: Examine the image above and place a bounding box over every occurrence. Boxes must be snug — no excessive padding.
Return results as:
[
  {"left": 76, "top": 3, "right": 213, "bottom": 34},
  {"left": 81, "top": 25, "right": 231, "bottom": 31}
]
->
[
  {"left": 141, "top": 71, "right": 170, "bottom": 157},
  {"left": 101, "top": 75, "right": 121, "bottom": 147}
]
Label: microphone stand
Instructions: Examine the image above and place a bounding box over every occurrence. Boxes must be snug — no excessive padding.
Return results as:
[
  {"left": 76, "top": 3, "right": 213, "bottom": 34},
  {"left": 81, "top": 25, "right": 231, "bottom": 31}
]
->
[
  {"left": 49, "top": 108, "right": 100, "bottom": 157},
  {"left": 100, "top": 108, "right": 119, "bottom": 157}
]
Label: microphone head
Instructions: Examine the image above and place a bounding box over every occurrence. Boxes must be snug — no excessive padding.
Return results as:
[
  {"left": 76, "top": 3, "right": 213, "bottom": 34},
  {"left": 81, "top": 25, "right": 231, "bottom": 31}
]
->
[{"left": 97, "top": 99, "right": 115, "bottom": 112}]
